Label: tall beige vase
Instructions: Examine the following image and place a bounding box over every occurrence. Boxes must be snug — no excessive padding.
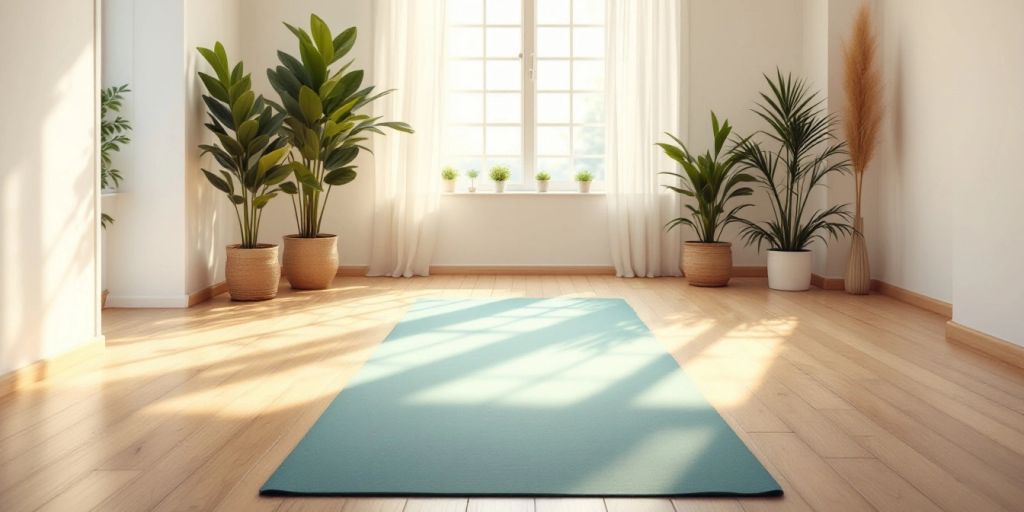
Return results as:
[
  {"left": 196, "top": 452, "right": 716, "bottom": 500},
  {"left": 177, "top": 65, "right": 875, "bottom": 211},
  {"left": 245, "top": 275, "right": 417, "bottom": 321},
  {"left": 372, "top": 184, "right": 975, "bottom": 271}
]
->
[
  {"left": 844, "top": 217, "right": 871, "bottom": 294},
  {"left": 225, "top": 244, "right": 280, "bottom": 301},
  {"left": 283, "top": 235, "right": 338, "bottom": 290}
]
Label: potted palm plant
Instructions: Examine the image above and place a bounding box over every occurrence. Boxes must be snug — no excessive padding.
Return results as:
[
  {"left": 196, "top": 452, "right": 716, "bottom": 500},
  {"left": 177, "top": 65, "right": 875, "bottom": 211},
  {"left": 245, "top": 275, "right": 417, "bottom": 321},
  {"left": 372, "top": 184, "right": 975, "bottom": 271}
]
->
[
  {"left": 658, "top": 112, "right": 755, "bottom": 287},
  {"left": 466, "top": 169, "right": 479, "bottom": 192},
  {"left": 535, "top": 171, "right": 551, "bottom": 192},
  {"left": 442, "top": 166, "right": 458, "bottom": 193},
  {"left": 490, "top": 165, "right": 510, "bottom": 193},
  {"left": 267, "top": 14, "right": 413, "bottom": 289},
  {"left": 575, "top": 170, "right": 594, "bottom": 193},
  {"left": 735, "top": 71, "right": 854, "bottom": 291},
  {"left": 197, "top": 43, "right": 293, "bottom": 301},
  {"left": 100, "top": 84, "right": 131, "bottom": 229}
]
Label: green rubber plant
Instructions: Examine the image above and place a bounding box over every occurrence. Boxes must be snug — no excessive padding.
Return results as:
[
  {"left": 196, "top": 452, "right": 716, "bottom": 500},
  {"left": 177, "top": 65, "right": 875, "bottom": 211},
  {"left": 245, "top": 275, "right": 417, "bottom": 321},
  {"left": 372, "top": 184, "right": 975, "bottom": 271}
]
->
[
  {"left": 267, "top": 14, "right": 413, "bottom": 238},
  {"left": 197, "top": 42, "right": 293, "bottom": 248},
  {"left": 657, "top": 112, "right": 756, "bottom": 243}
]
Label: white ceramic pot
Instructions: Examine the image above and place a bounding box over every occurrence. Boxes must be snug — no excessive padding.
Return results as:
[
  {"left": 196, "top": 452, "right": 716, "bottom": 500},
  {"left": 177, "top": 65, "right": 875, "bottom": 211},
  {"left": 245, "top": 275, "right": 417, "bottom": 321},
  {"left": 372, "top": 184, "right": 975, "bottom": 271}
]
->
[
  {"left": 468, "top": 179, "right": 477, "bottom": 192},
  {"left": 578, "top": 181, "right": 591, "bottom": 193},
  {"left": 767, "top": 250, "right": 812, "bottom": 291},
  {"left": 494, "top": 181, "right": 506, "bottom": 193},
  {"left": 537, "top": 180, "right": 549, "bottom": 192},
  {"left": 443, "top": 179, "right": 456, "bottom": 193}
]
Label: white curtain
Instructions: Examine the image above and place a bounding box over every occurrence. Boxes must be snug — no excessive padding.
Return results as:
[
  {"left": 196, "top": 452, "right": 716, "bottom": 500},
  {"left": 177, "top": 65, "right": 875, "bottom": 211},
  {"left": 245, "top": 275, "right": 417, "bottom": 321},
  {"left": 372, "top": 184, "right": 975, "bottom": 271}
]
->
[
  {"left": 605, "top": 0, "right": 684, "bottom": 277},
  {"left": 368, "top": 0, "right": 447, "bottom": 277}
]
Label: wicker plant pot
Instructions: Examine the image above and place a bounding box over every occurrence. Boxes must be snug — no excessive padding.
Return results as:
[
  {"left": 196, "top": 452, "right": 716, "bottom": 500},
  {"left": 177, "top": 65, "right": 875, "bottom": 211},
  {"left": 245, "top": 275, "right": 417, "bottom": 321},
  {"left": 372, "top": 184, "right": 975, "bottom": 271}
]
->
[
  {"left": 681, "top": 242, "right": 733, "bottom": 287},
  {"left": 283, "top": 234, "right": 338, "bottom": 290},
  {"left": 225, "top": 244, "right": 280, "bottom": 301}
]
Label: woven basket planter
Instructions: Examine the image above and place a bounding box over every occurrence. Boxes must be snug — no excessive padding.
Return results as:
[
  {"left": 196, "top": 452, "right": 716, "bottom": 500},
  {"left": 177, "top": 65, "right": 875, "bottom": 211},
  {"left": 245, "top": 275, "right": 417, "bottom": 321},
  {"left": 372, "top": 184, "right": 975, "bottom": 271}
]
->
[
  {"left": 225, "top": 244, "right": 280, "bottom": 301},
  {"left": 844, "top": 216, "right": 871, "bottom": 294},
  {"left": 283, "top": 234, "right": 338, "bottom": 290},
  {"left": 682, "top": 242, "right": 733, "bottom": 287}
]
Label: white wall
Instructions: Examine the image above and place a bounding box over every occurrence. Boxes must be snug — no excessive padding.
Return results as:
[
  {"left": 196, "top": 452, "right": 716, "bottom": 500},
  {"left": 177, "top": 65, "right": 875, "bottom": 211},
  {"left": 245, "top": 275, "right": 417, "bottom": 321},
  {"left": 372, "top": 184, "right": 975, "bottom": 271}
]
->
[
  {"left": 186, "top": 0, "right": 241, "bottom": 293},
  {"left": 687, "top": 0, "right": 808, "bottom": 266},
  {"left": 102, "top": 0, "right": 190, "bottom": 307},
  {"left": 867, "top": 0, "right": 1024, "bottom": 344},
  {"left": 0, "top": 0, "right": 101, "bottom": 374}
]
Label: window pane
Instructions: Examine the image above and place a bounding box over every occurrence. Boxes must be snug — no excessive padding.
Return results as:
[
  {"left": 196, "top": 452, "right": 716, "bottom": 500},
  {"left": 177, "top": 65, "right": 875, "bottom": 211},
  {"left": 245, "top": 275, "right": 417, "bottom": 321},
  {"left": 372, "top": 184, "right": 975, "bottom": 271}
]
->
[
  {"left": 485, "top": 60, "right": 521, "bottom": 90},
  {"left": 537, "top": 126, "right": 570, "bottom": 155},
  {"left": 447, "top": 126, "right": 484, "bottom": 154},
  {"left": 448, "top": 93, "right": 484, "bottom": 123},
  {"left": 572, "top": 60, "right": 604, "bottom": 90},
  {"left": 485, "top": 158, "right": 523, "bottom": 184},
  {"left": 537, "top": 0, "right": 570, "bottom": 24},
  {"left": 573, "top": 0, "right": 605, "bottom": 24},
  {"left": 574, "top": 157, "right": 605, "bottom": 180},
  {"left": 449, "top": 0, "right": 483, "bottom": 24},
  {"left": 537, "top": 157, "right": 572, "bottom": 181},
  {"left": 573, "top": 126, "right": 604, "bottom": 155},
  {"left": 572, "top": 93, "right": 604, "bottom": 123},
  {"left": 486, "top": 0, "right": 521, "bottom": 25},
  {"left": 486, "top": 93, "right": 521, "bottom": 123},
  {"left": 537, "top": 93, "right": 570, "bottom": 123},
  {"left": 449, "top": 60, "right": 484, "bottom": 90},
  {"left": 537, "top": 27, "right": 570, "bottom": 57},
  {"left": 450, "top": 28, "right": 483, "bottom": 57},
  {"left": 450, "top": 157, "right": 485, "bottom": 177},
  {"left": 537, "top": 60, "right": 570, "bottom": 90},
  {"left": 486, "top": 126, "right": 521, "bottom": 154},
  {"left": 486, "top": 27, "right": 521, "bottom": 57},
  {"left": 573, "top": 27, "right": 604, "bottom": 57}
]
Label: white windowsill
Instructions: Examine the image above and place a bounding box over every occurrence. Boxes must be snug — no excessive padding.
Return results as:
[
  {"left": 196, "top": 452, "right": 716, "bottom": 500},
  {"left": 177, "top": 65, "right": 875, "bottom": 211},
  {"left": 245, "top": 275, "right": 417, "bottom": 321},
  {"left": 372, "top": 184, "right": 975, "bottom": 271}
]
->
[{"left": 443, "top": 191, "right": 605, "bottom": 196}]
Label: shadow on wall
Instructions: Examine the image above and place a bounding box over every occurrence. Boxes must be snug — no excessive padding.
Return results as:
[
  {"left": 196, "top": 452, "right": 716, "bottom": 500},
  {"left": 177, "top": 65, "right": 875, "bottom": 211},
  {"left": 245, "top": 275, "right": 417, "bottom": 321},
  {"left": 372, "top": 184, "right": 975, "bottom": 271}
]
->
[{"left": 0, "top": 0, "right": 98, "bottom": 375}]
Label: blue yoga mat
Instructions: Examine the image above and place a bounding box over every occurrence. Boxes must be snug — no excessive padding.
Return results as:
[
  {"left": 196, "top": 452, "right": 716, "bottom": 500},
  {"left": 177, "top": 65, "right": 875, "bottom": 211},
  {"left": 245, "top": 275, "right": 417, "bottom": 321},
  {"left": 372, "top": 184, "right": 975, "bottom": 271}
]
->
[{"left": 262, "top": 298, "right": 782, "bottom": 497}]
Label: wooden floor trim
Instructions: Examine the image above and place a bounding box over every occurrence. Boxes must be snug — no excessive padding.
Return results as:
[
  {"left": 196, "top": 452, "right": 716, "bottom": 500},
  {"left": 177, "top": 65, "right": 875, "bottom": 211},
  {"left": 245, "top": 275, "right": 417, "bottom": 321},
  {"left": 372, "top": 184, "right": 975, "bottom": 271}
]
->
[
  {"left": 187, "top": 281, "right": 228, "bottom": 307},
  {"left": 946, "top": 320, "right": 1024, "bottom": 369},
  {"left": 0, "top": 336, "right": 105, "bottom": 399},
  {"left": 811, "top": 273, "right": 845, "bottom": 290},
  {"left": 871, "top": 279, "right": 953, "bottom": 318}
]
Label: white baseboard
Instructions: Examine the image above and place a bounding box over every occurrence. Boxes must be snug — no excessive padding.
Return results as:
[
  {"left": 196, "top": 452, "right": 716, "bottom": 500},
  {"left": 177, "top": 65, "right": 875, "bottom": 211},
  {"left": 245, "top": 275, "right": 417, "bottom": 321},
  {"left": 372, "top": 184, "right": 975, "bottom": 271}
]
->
[{"left": 105, "top": 294, "right": 190, "bottom": 308}]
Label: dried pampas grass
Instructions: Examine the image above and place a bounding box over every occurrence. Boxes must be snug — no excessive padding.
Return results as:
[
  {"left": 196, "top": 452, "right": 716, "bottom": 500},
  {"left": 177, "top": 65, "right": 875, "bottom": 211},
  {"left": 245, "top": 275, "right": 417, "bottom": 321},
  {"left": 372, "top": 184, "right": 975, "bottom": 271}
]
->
[{"left": 843, "top": 2, "right": 882, "bottom": 217}]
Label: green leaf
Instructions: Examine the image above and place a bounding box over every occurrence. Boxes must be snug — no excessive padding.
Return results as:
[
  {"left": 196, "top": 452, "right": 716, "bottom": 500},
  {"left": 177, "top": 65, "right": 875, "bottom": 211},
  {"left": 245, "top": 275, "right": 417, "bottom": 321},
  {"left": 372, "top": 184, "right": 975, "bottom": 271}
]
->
[
  {"left": 258, "top": 146, "right": 290, "bottom": 174},
  {"left": 324, "top": 167, "right": 356, "bottom": 186},
  {"left": 299, "top": 38, "right": 327, "bottom": 88},
  {"left": 198, "top": 72, "right": 229, "bottom": 103},
  {"left": 264, "top": 165, "right": 292, "bottom": 186},
  {"left": 231, "top": 90, "right": 255, "bottom": 126},
  {"left": 236, "top": 119, "right": 258, "bottom": 146},
  {"left": 279, "top": 181, "right": 298, "bottom": 194},
  {"left": 298, "top": 86, "right": 323, "bottom": 123},
  {"left": 331, "top": 27, "right": 357, "bottom": 63},
  {"left": 288, "top": 161, "right": 322, "bottom": 191},
  {"left": 202, "top": 169, "right": 231, "bottom": 193},
  {"left": 253, "top": 192, "right": 277, "bottom": 209},
  {"left": 310, "top": 14, "right": 334, "bottom": 64},
  {"left": 230, "top": 194, "right": 245, "bottom": 205}
]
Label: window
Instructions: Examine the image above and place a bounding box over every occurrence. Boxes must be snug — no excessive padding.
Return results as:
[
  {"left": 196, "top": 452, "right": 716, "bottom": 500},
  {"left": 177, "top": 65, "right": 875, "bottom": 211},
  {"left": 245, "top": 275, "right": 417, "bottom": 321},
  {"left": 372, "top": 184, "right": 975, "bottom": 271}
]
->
[{"left": 445, "top": 0, "right": 606, "bottom": 191}]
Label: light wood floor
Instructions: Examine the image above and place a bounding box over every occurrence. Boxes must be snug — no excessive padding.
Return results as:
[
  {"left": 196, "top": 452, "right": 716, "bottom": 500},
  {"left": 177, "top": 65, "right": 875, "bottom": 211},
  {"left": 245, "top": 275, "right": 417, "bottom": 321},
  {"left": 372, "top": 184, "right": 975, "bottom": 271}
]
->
[{"left": 2, "top": 276, "right": 1023, "bottom": 512}]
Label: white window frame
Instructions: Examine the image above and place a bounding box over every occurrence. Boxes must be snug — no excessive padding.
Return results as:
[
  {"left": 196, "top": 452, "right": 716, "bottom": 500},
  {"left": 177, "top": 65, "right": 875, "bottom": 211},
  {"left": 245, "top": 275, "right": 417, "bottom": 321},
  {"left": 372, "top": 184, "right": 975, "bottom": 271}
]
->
[{"left": 446, "top": 0, "right": 605, "bottom": 192}]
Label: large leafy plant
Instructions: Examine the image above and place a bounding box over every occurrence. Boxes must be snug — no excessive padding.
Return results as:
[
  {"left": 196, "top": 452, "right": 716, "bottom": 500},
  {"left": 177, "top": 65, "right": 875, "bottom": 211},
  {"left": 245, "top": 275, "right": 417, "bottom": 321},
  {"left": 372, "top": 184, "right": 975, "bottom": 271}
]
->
[
  {"left": 100, "top": 84, "right": 132, "bottom": 228},
  {"left": 658, "top": 112, "right": 755, "bottom": 243},
  {"left": 267, "top": 14, "right": 413, "bottom": 238},
  {"left": 197, "top": 43, "right": 293, "bottom": 248},
  {"left": 735, "top": 71, "right": 853, "bottom": 251}
]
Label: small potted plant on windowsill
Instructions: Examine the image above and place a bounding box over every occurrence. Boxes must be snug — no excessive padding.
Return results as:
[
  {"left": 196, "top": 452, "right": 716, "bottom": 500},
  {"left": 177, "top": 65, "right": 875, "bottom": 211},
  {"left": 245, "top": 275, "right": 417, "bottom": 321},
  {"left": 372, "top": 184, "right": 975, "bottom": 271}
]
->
[
  {"left": 575, "top": 170, "right": 593, "bottom": 193},
  {"left": 490, "top": 165, "right": 511, "bottom": 193},
  {"left": 466, "top": 169, "right": 479, "bottom": 192},
  {"left": 442, "top": 166, "right": 458, "bottom": 193},
  {"left": 536, "top": 171, "right": 551, "bottom": 192}
]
